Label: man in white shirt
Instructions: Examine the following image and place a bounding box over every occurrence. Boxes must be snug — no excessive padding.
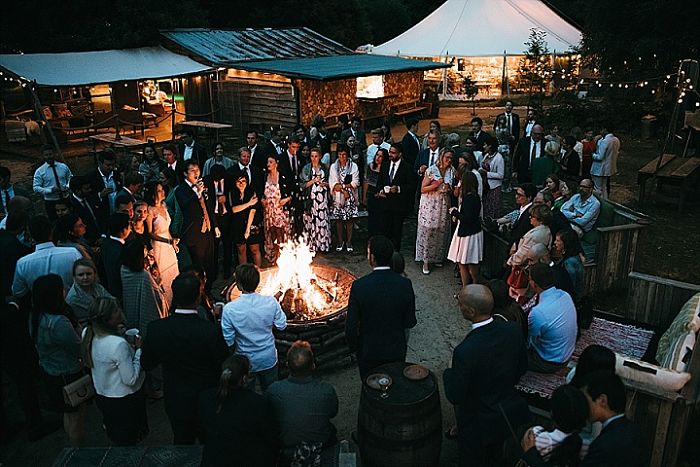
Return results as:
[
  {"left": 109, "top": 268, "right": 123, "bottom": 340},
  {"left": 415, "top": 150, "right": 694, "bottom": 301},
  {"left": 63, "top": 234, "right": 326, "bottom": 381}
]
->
[
  {"left": 33, "top": 145, "right": 72, "bottom": 222},
  {"left": 12, "top": 214, "right": 82, "bottom": 298},
  {"left": 366, "top": 128, "right": 391, "bottom": 167},
  {"left": 590, "top": 124, "right": 620, "bottom": 199},
  {"left": 221, "top": 264, "right": 287, "bottom": 391}
]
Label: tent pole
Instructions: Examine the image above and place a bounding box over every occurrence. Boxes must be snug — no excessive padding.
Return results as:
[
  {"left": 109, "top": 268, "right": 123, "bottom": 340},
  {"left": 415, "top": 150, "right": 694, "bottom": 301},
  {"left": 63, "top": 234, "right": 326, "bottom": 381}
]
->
[
  {"left": 502, "top": 51, "right": 507, "bottom": 97},
  {"left": 29, "top": 81, "right": 63, "bottom": 160},
  {"left": 110, "top": 85, "right": 121, "bottom": 141},
  {"left": 171, "top": 79, "right": 177, "bottom": 142},
  {"left": 442, "top": 54, "right": 448, "bottom": 99}
]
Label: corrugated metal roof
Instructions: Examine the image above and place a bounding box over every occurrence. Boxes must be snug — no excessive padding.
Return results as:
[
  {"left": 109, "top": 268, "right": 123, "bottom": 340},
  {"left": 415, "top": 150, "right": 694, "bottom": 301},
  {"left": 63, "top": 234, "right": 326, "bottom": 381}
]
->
[
  {"left": 160, "top": 28, "right": 352, "bottom": 64},
  {"left": 232, "top": 54, "right": 449, "bottom": 81}
]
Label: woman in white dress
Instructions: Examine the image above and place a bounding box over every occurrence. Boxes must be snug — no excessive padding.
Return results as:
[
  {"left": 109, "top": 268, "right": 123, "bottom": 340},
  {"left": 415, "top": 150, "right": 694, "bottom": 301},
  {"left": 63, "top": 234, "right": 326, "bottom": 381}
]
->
[
  {"left": 415, "top": 148, "right": 456, "bottom": 275},
  {"left": 144, "top": 182, "right": 179, "bottom": 309},
  {"left": 329, "top": 146, "right": 360, "bottom": 252},
  {"left": 447, "top": 171, "right": 483, "bottom": 287}
]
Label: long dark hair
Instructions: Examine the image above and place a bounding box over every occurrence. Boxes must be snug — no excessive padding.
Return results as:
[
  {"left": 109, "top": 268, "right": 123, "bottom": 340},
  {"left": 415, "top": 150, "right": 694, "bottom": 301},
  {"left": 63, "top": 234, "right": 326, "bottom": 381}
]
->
[
  {"left": 216, "top": 354, "right": 250, "bottom": 413},
  {"left": 544, "top": 385, "right": 589, "bottom": 467},
  {"left": 31, "top": 274, "right": 79, "bottom": 341},
  {"left": 570, "top": 345, "right": 615, "bottom": 388},
  {"left": 82, "top": 297, "right": 123, "bottom": 369}
]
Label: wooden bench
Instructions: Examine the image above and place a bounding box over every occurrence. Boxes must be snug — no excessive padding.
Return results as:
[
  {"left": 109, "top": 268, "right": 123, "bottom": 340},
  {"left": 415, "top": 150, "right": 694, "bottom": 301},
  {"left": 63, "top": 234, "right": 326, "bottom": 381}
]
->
[
  {"left": 389, "top": 99, "right": 428, "bottom": 121},
  {"left": 637, "top": 154, "right": 700, "bottom": 210}
]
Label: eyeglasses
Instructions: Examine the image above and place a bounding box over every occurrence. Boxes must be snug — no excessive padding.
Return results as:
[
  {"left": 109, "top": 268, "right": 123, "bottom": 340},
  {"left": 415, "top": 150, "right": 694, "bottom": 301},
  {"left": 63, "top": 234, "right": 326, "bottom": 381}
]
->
[{"left": 579, "top": 184, "right": 593, "bottom": 189}]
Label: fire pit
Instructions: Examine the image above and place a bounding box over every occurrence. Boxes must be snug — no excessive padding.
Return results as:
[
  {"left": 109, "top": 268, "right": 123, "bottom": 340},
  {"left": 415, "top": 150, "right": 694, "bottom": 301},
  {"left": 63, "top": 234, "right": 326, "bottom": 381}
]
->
[{"left": 226, "top": 240, "right": 357, "bottom": 370}]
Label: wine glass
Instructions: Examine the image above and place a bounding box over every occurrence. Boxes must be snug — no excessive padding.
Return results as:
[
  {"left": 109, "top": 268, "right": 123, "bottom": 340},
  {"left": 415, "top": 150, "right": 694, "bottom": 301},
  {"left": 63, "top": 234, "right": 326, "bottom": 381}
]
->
[{"left": 378, "top": 377, "right": 391, "bottom": 399}]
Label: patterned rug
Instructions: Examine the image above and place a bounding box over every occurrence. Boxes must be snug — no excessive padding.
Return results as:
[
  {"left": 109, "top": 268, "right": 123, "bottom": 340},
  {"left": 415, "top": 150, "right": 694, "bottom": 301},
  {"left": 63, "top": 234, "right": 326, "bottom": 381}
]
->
[{"left": 516, "top": 317, "right": 654, "bottom": 398}]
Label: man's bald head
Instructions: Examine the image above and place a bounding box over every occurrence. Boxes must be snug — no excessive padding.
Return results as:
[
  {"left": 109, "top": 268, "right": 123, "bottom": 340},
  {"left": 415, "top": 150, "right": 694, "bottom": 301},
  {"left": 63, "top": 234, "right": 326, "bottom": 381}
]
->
[
  {"left": 6, "top": 195, "right": 32, "bottom": 216},
  {"left": 458, "top": 284, "right": 494, "bottom": 321},
  {"left": 526, "top": 243, "right": 551, "bottom": 264},
  {"left": 531, "top": 124, "right": 544, "bottom": 141}
]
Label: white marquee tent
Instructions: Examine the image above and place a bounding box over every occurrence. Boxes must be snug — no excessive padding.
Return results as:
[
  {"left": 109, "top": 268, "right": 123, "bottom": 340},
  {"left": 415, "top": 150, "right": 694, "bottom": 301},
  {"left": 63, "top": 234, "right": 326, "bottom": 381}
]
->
[{"left": 371, "top": 0, "right": 582, "bottom": 97}]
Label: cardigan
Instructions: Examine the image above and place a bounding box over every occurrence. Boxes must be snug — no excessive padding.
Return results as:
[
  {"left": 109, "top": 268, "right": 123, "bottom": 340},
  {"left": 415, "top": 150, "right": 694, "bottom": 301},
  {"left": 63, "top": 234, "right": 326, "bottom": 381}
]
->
[{"left": 90, "top": 334, "right": 145, "bottom": 397}]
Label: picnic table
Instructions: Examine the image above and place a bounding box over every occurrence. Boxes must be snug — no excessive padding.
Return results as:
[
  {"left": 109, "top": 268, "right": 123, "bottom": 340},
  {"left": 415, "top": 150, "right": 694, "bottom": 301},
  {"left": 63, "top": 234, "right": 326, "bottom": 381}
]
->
[
  {"left": 179, "top": 120, "right": 233, "bottom": 146},
  {"left": 637, "top": 154, "right": 700, "bottom": 211}
]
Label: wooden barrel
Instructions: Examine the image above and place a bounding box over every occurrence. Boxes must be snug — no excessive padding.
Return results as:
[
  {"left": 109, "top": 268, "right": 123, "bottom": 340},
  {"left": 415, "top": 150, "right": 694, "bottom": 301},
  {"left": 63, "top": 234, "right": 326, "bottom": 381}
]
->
[{"left": 358, "top": 362, "right": 442, "bottom": 467}]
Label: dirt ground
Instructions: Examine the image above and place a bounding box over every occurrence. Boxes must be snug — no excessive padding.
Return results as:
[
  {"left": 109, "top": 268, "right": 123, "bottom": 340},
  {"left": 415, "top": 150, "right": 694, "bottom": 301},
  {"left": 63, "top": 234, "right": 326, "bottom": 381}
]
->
[{"left": 1, "top": 104, "right": 698, "bottom": 466}]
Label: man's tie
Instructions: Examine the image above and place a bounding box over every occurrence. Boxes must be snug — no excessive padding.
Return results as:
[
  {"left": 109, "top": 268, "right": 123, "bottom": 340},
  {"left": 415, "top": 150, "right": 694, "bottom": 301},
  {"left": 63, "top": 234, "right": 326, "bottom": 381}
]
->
[
  {"left": 430, "top": 150, "right": 437, "bottom": 166},
  {"left": 292, "top": 155, "right": 297, "bottom": 176},
  {"left": 389, "top": 162, "right": 396, "bottom": 183},
  {"left": 530, "top": 142, "right": 538, "bottom": 165},
  {"left": 82, "top": 199, "right": 98, "bottom": 226},
  {"left": 198, "top": 193, "right": 211, "bottom": 233},
  {"left": 50, "top": 164, "right": 63, "bottom": 197},
  {"left": 244, "top": 166, "right": 251, "bottom": 184},
  {"left": 507, "top": 114, "right": 512, "bottom": 133}
]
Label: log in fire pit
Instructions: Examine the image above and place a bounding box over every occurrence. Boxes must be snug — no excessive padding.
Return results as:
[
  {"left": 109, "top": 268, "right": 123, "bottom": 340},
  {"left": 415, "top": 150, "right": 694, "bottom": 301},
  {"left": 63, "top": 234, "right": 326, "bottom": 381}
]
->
[{"left": 226, "top": 240, "right": 357, "bottom": 370}]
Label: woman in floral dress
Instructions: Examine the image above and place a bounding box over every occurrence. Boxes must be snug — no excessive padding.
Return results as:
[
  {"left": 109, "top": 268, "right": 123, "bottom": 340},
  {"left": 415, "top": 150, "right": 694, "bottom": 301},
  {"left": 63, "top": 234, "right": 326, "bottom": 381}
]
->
[
  {"left": 299, "top": 147, "right": 331, "bottom": 253},
  {"left": 329, "top": 146, "right": 360, "bottom": 253},
  {"left": 415, "top": 148, "right": 456, "bottom": 275},
  {"left": 262, "top": 155, "right": 292, "bottom": 264}
]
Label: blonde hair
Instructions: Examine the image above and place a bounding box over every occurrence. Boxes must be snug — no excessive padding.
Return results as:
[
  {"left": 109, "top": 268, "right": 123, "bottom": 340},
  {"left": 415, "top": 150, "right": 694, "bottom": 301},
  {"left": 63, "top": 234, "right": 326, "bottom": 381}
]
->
[{"left": 82, "top": 297, "right": 122, "bottom": 369}]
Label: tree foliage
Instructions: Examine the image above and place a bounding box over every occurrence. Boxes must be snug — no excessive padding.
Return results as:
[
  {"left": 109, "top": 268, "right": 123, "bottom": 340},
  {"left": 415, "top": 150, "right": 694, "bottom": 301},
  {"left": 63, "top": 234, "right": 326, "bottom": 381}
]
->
[{"left": 516, "top": 29, "right": 552, "bottom": 107}]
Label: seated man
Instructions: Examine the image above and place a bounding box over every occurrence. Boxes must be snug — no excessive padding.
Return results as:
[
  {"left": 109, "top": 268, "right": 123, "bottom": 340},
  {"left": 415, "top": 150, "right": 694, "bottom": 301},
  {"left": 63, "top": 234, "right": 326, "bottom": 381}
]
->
[
  {"left": 527, "top": 263, "right": 578, "bottom": 373},
  {"left": 266, "top": 340, "right": 339, "bottom": 466},
  {"left": 221, "top": 263, "right": 287, "bottom": 391},
  {"left": 521, "top": 371, "right": 643, "bottom": 467},
  {"left": 560, "top": 179, "right": 600, "bottom": 237}
]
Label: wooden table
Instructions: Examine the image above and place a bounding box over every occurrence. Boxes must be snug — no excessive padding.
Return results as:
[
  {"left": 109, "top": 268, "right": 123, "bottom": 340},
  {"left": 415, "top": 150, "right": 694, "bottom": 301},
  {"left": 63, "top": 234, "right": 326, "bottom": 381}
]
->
[
  {"left": 179, "top": 120, "right": 233, "bottom": 146},
  {"left": 637, "top": 154, "right": 700, "bottom": 210},
  {"left": 89, "top": 133, "right": 147, "bottom": 147}
]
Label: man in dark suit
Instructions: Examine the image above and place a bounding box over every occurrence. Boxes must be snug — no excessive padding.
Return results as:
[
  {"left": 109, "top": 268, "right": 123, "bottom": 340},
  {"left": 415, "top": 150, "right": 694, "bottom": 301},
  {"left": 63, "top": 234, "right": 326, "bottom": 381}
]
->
[
  {"left": 278, "top": 137, "right": 305, "bottom": 237},
  {"left": 228, "top": 146, "right": 264, "bottom": 198},
  {"left": 141, "top": 272, "right": 229, "bottom": 445},
  {"left": 521, "top": 371, "right": 643, "bottom": 467},
  {"left": 345, "top": 235, "right": 416, "bottom": 379},
  {"left": 377, "top": 143, "right": 414, "bottom": 251},
  {"left": 522, "top": 108, "right": 540, "bottom": 139},
  {"left": 246, "top": 129, "right": 273, "bottom": 170},
  {"left": 0, "top": 212, "right": 31, "bottom": 298},
  {"left": 443, "top": 284, "right": 529, "bottom": 467},
  {"left": 512, "top": 124, "right": 545, "bottom": 184},
  {"left": 414, "top": 129, "right": 441, "bottom": 177},
  {"left": 506, "top": 183, "right": 537, "bottom": 251},
  {"left": 495, "top": 100, "right": 520, "bottom": 145},
  {"left": 99, "top": 213, "right": 131, "bottom": 299},
  {"left": 340, "top": 116, "right": 367, "bottom": 153},
  {"left": 400, "top": 119, "right": 421, "bottom": 169},
  {"left": 204, "top": 164, "right": 234, "bottom": 279},
  {"left": 0, "top": 165, "right": 30, "bottom": 220},
  {"left": 161, "top": 144, "right": 182, "bottom": 183},
  {"left": 174, "top": 159, "right": 219, "bottom": 292},
  {"left": 69, "top": 175, "right": 102, "bottom": 244},
  {"left": 469, "top": 117, "right": 490, "bottom": 152},
  {"left": 177, "top": 129, "right": 207, "bottom": 167},
  {"left": 113, "top": 171, "right": 144, "bottom": 208},
  {"left": 534, "top": 190, "right": 571, "bottom": 239},
  {"left": 87, "top": 150, "right": 122, "bottom": 230}
]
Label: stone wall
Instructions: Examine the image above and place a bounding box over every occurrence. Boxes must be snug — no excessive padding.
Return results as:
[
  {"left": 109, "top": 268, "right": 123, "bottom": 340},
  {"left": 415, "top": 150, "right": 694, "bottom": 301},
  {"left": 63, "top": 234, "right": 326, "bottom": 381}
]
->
[{"left": 295, "top": 78, "right": 357, "bottom": 127}]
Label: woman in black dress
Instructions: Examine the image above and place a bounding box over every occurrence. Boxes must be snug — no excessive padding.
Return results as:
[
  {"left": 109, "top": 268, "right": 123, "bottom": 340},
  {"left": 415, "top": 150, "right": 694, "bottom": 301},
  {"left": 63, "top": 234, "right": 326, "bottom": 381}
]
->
[{"left": 230, "top": 173, "right": 263, "bottom": 268}]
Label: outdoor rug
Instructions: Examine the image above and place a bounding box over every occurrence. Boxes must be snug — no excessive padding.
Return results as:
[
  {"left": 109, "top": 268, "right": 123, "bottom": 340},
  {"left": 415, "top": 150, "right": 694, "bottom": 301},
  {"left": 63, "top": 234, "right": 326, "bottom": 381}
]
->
[{"left": 516, "top": 317, "right": 654, "bottom": 398}]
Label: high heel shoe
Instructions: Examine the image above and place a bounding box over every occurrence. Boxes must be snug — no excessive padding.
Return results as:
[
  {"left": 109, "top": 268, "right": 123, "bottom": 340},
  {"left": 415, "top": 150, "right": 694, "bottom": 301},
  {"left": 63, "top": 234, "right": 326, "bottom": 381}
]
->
[{"left": 335, "top": 243, "right": 345, "bottom": 252}]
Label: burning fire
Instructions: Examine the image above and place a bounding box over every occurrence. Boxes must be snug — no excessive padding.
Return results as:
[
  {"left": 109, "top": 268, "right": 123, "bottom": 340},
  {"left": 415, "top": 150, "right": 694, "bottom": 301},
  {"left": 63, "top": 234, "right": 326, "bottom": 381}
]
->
[{"left": 260, "top": 239, "right": 341, "bottom": 320}]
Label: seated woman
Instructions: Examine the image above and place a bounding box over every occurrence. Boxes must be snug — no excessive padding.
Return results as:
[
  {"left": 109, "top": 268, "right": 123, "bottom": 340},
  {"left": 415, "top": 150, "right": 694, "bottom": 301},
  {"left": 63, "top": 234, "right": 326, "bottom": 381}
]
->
[
  {"left": 520, "top": 385, "right": 589, "bottom": 465},
  {"left": 553, "top": 228, "right": 585, "bottom": 303},
  {"left": 507, "top": 204, "right": 552, "bottom": 267},
  {"left": 544, "top": 174, "right": 562, "bottom": 200},
  {"left": 198, "top": 354, "right": 279, "bottom": 467}
]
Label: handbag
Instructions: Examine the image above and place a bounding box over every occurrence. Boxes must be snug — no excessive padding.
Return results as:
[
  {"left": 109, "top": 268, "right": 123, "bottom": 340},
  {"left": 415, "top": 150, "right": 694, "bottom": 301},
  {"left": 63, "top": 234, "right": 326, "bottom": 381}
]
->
[
  {"left": 63, "top": 373, "right": 95, "bottom": 407},
  {"left": 506, "top": 265, "right": 529, "bottom": 289}
]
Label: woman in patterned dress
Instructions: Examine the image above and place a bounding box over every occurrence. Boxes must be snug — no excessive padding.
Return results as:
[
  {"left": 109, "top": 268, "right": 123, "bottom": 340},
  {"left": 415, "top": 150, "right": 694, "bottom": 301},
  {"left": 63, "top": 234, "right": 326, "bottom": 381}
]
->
[
  {"left": 144, "top": 182, "right": 179, "bottom": 309},
  {"left": 299, "top": 147, "right": 331, "bottom": 253},
  {"left": 262, "top": 155, "right": 292, "bottom": 265},
  {"left": 329, "top": 146, "right": 360, "bottom": 253},
  {"left": 415, "top": 148, "right": 456, "bottom": 275}
]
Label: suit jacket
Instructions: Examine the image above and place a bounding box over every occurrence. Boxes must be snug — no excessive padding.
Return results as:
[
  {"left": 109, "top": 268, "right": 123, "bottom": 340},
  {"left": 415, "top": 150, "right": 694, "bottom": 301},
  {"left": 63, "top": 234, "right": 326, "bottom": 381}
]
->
[
  {"left": 521, "top": 416, "right": 643, "bottom": 467},
  {"left": 0, "top": 185, "right": 30, "bottom": 217},
  {"left": 177, "top": 141, "right": 207, "bottom": 167},
  {"left": 401, "top": 132, "right": 421, "bottom": 168},
  {"left": 513, "top": 137, "right": 545, "bottom": 183},
  {"left": 414, "top": 147, "right": 441, "bottom": 176},
  {"left": 443, "top": 319, "right": 529, "bottom": 447},
  {"left": 0, "top": 229, "right": 31, "bottom": 298},
  {"left": 114, "top": 187, "right": 136, "bottom": 205},
  {"left": 377, "top": 158, "right": 414, "bottom": 213},
  {"left": 496, "top": 112, "right": 520, "bottom": 143},
  {"left": 70, "top": 194, "right": 102, "bottom": 243},
  {"left": 99, "top": 237, "right": 124, "bottom": 298},
  {"left": 249, "top": 142, "right": 273, "bottom": 170},
  {"left": 174, "top": 182, "right": 218, "bottom": 245},
  {"left": 345, "top": 269, "right": 417, "bottom": 364},
  {"left": 87, "top": 168, "right": 122, "bottom": 228},
  {"left": 141, "top": 313, "right": 229, "bottom": 421},
  {"left": 227, "top": 163, "right": 265, "bottom": 198},
  {"left": 510, "top": 204, "right": 533, "bottom": 249},
  {"left": 278, "top": 150, "right": 306, "bottom": 184},
  {"left": 469, "top": 130, "right": 490, "bottom": 152}
]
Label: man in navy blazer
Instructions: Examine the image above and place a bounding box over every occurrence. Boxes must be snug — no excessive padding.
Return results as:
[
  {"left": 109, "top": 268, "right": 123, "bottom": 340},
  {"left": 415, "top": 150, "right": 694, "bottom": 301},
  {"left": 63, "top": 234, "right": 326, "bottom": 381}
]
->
[
  {"left": 377, "top": 143, "right": 415, "bottom": 251},
  {"left": 521, "top": 371, "right": 643, "bottom": 467},
  {"left": 177, "top": 129, "right": 207, "bottom": 167},
  {"left": 345, "top": 235, "right": 417, "bottom": 379},
  {"left": 443, "top": 284, "right": 529, "bottom": 467},
  {"left": 174, "top": 160, "right": 219, "bottom": 292}
]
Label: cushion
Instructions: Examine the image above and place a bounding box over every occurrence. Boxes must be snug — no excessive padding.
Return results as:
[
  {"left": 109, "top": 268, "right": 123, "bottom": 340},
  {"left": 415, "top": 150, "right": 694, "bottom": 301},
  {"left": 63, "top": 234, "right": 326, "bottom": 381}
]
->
[
  {"left": 659, "top": 330, "right": 696, "bottom": 372},
  {"left": 657, "top": 292, "right": 700, "bottom": 365},
  {"left": 615, "top": 353, "right": 691, "bottom": 392},
  {"left": 690, "top": 295, "right": 700, "bottom": 332}
]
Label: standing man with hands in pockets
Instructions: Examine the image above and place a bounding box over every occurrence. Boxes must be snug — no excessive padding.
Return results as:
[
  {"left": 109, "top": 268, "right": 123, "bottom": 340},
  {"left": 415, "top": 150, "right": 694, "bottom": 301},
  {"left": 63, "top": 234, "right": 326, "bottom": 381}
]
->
[{"left": 33, "top": 145, "right": 72, "bottom": 222}]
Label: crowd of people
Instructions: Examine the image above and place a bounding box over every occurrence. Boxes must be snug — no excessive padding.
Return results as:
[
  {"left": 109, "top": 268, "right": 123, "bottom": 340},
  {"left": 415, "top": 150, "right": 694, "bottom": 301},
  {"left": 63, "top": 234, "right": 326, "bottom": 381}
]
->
[{"left": 0, "top": 103, "right": 634, "bottom": 466}]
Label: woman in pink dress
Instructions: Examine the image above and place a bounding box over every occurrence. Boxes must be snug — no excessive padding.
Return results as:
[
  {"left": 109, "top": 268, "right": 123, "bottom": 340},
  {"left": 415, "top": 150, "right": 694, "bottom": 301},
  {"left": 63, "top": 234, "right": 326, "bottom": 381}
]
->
[{"left": 262, "top": 156, "right": 292, "bottom": 264}]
